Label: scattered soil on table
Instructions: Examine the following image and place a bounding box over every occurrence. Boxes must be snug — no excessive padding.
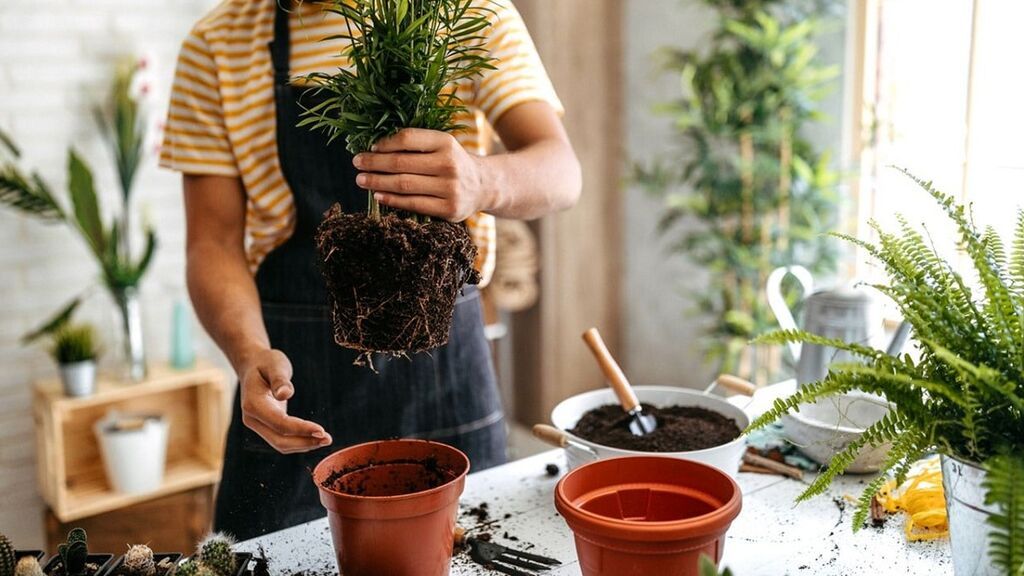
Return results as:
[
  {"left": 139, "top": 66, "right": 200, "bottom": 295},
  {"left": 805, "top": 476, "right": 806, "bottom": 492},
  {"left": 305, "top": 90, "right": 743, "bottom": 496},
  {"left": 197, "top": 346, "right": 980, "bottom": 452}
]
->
[
  {"left": 320, "top": 456, "right": 458, "bottom": 496},
  {"left": 570, "top": 403, "right": 741, "bottom": 452},
  {"left": 316, "top": 208, "right": 480, "bottom": 358},
  {"left": 544, "top": 463, "right": 560, "bottom": 477},
  {"left": 466, "top": 502, "right": 490, "bottom": 523}
]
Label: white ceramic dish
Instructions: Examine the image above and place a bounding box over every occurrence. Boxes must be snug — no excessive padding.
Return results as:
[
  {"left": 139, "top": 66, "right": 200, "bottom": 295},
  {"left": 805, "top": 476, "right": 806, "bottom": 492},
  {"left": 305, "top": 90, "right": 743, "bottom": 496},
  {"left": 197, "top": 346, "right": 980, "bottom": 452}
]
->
[
  {"left": 550, "top": 386, "right": 749, "bottom": 477},
  {"left": 781, "top": 392, "right": 891, "bottom": 473}
]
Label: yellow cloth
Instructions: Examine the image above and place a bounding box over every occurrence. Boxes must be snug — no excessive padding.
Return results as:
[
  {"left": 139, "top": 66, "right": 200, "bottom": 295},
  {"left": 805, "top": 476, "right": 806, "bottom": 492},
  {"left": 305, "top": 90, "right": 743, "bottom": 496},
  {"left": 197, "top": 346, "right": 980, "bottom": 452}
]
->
[{"left": 159, "top": 0, "right": 563, "bottom": 284}]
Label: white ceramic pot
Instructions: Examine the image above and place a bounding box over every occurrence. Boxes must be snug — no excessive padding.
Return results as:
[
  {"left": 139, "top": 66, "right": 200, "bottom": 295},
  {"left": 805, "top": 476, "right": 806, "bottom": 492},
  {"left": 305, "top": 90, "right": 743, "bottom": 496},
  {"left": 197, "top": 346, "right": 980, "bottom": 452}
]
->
[
  {"left": 780, "top": 392, "right": 891, "bottom": 473},
  {"left": 94, "top": 412, "right": 169, "bottom": 494},
  {"left": 550, "top": 386, "right": 749, "bottom": 477},
  {"left": 60, "top": 360, "right": 96, "bottom": 397}
]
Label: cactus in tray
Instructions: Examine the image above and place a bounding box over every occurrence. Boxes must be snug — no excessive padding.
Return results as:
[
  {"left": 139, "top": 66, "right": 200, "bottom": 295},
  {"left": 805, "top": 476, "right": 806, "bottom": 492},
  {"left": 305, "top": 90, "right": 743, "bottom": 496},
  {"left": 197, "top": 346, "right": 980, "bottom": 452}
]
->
[
  {"left": 13, "top": 558, "right": 43, "bottom": 576},
  {"left": 57, "top": 528, "right": 89, "bottom": 576},
  {"left": 196, "top": 534, "right": 235, "bottom": 576},
  {"left": 174, "top": 562, "right": 215, "bottom": 576},
  {"left": 1, "top": 534, "right": 15, "bottom": 576},
  {"left": 122, "top": 546, "right": 155, "bottom": 576}
]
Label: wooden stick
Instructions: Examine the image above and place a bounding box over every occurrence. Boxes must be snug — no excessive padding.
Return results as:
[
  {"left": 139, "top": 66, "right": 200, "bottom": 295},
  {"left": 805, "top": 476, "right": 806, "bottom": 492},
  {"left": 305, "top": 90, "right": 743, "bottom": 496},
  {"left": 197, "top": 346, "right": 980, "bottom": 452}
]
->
[
  {"left": 739, "top": 463, "right": 776, "bottom": 475},
  {"left": 743, "top": 452, "right": 804, "bottom": 480}
]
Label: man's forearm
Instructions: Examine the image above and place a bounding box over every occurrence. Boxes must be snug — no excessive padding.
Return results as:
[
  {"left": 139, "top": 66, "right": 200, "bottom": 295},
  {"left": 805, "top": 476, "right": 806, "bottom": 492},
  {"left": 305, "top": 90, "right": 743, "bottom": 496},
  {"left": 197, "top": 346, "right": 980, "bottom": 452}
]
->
[
  {"left": 187, "top": 242, "right": 269, "bottom": 375},
  {"left": 481, "top": 137, "right": 582, "bottom": 221}
]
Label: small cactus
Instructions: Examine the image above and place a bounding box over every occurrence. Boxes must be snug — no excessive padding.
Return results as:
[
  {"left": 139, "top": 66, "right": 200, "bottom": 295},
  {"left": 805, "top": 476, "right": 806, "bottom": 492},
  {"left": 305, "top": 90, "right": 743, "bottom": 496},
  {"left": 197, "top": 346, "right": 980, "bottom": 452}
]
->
[
  {"left": 1, "top": 534, "right": 15, "bottom": 576},
  {"left": 57, "top": 528, "right": 89, "bottom": 576},
  {"left": 196, "top": 534, "right": 236, "bottom": 576},
  {"left": 13, "top": 558, "right": 43, "bottom": 576},
  {"left": 174, "top": 561, "right": 197, "bottom": 576},
  {"left": 122, "top": 545, "right": 155, "bottom": 576}
]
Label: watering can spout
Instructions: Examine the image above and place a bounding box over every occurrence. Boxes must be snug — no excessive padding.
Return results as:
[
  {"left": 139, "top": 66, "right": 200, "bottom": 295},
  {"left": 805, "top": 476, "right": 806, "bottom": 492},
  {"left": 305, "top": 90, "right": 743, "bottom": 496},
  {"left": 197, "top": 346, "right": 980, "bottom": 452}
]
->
[{"left": 765, "top": 265, "right": 814, "bottom": 362}]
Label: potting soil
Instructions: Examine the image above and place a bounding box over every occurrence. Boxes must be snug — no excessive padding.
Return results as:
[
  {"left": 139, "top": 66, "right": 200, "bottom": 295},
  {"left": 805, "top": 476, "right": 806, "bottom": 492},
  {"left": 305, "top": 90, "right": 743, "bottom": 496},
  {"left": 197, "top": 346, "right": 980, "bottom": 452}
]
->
[
  {"left": 315, "top": 207, "right": 480, "bottom": 357},
  {"left": 570, "top": 403, "right": 741, "bottom": 452}
]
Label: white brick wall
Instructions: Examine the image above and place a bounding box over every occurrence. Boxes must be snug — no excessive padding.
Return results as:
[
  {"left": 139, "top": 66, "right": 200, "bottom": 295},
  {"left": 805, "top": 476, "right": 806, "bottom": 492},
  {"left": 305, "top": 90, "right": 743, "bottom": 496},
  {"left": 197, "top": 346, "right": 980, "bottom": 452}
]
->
[{"left": 0, "top": 0, "right": 223, "bottom": 546}]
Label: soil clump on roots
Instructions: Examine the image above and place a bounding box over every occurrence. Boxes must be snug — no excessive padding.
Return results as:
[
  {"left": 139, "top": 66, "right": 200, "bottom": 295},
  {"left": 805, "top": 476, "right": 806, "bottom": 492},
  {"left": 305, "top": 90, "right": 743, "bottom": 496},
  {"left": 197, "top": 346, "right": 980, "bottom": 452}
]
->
[{"left": 316, "top": 206, "right": 479, "bottom": 359}]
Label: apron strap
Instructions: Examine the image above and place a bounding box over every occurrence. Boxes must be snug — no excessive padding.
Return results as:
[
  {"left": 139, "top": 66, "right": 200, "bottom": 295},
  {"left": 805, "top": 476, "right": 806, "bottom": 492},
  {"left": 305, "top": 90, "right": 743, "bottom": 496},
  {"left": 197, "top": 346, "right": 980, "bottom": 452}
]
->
[{"left": 270, "top": 1, "right": 291, "bottom": 84}]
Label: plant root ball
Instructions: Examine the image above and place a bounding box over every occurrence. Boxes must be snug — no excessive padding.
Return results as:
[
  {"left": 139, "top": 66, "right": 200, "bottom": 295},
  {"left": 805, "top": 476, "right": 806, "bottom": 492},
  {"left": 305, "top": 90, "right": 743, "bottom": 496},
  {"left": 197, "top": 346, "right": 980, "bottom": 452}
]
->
[{"left": 315, "top": 206, "right": 480, "bottom": 357}]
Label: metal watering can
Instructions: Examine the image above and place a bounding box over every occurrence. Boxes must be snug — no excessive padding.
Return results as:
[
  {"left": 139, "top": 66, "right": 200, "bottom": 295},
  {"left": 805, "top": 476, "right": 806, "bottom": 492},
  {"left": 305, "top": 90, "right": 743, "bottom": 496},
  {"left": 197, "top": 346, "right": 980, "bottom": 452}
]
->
[{"left": 766, "top": 265, "right": 911, "bottom": 386}]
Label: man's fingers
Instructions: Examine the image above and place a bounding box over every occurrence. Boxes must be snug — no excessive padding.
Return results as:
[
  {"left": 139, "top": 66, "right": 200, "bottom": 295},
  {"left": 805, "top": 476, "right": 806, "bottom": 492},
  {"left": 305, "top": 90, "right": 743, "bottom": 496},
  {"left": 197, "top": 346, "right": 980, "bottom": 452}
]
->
[
  {"left": 269, "top": 376, "right": 294, "bottom": 401},
  {"left": 357, "top": 172, "right": 449, "bottom": 197},
  {"left": 353, "top": 152, "right": 448, "bottom": 176},
  {"left": 244, "top": 418, "right": 329, "bottom": 454},
  {"left": 372, "top": 128, "right": 451, "bottom": 153},
  {"left": 374, "top": 192, "right": 453, "bottom": 220}
]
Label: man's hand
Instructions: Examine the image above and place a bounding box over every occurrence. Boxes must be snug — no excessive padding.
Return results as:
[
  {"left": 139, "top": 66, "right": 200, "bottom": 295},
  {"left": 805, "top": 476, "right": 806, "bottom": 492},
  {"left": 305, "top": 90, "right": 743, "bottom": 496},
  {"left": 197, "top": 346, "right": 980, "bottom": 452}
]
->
[
  {"left": 353, "top": 128, "right": 491, "bottom": 222},
  {"left": 237, "top": 349, "right": 332, "bottom": 454}
]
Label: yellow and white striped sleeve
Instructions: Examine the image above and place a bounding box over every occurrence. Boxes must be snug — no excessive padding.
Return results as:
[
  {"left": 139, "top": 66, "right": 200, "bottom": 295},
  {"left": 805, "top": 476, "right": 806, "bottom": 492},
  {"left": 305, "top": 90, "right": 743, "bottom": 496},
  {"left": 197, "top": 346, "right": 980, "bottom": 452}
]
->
[
  {"left": 474, "top": 0, "right": 564, "bottom": 127},
  {"left": 159, "top": 27, "right": 238, "bottom": 176}
]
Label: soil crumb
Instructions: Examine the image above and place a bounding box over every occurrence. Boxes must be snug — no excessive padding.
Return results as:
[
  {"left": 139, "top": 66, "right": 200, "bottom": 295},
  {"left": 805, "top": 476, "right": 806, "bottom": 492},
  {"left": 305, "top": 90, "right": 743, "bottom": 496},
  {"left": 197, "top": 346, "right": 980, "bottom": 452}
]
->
[{"left": 570, "top": 403, "right": 740, "bottom": 452}]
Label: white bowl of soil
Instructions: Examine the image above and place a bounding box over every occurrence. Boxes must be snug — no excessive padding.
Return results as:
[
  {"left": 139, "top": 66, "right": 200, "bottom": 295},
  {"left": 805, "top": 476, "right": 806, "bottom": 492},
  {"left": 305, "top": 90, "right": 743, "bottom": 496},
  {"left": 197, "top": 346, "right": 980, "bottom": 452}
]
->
[{"left": 550, "top": 386, "right": 749, "bottom": 477}]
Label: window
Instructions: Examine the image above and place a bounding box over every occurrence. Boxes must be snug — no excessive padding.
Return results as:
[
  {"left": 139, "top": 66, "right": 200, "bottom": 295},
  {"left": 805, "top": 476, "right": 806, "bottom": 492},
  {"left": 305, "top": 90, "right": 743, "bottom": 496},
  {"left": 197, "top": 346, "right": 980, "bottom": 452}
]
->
[{"left": 851, "top": 0, "right": 1024, "bottom": 280}]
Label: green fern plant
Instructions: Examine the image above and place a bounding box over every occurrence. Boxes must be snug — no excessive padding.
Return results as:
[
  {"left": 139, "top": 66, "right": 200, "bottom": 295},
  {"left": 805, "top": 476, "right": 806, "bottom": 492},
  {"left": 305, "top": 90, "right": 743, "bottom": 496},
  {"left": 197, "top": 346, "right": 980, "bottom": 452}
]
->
[
  {"left": 299, "top": 0, "right": 496, "bottom": 221},
  {"left": 983, "top": 453, "right": 1024, "bottom": 575},
  {"left": 747, "top": 169, "right": 1024, "bottom": 539}
]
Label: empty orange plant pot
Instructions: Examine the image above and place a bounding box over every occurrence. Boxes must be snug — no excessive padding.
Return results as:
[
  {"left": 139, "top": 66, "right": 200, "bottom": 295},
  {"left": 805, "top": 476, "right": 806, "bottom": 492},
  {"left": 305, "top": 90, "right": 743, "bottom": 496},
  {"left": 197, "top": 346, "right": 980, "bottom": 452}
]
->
[
  {"left": 555, "top": 456, "right": 742, "bottom": 576},
  {"left": 313, "top": 439, "right": 470, "bottom": 576}
]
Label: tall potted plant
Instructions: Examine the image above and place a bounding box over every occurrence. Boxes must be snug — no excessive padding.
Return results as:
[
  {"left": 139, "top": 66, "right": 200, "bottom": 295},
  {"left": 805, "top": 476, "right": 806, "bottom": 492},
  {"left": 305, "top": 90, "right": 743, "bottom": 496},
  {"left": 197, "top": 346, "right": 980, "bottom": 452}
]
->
[
  {"left": 636, "top": 0, "right": 841, "bottom": 384},
  {"left": 0, "top": 57, "right": 157, "bottom": 381},
  {"left": 748, "top": 170, "right": 1023, "bottom": 575},
  {"left": 298, "top": 0, "right": 494, "bottom": 361}
]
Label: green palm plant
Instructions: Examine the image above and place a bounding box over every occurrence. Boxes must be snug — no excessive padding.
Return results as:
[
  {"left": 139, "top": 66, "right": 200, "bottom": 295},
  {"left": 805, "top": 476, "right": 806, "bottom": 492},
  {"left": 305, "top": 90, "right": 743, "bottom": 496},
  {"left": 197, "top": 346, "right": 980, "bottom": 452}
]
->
[
  {"left": 636, "top": 0, "right": 841, "bottom": 384},
  {"left": 299, "top": 0, "right": 496, "bottom": 221},
  {"left": 747, "top": 170, "right": 1023, "bottom": 571}
]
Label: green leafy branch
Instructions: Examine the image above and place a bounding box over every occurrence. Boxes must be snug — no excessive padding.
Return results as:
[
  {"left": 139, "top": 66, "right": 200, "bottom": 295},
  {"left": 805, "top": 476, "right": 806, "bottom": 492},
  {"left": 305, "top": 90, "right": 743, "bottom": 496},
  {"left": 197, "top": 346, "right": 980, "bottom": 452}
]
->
[
  {"left": 299, "top": 0, "right": 497, "bottom": 219},
  {"left": 745, "top": 171, "right": 1024, "bottom": 556}
]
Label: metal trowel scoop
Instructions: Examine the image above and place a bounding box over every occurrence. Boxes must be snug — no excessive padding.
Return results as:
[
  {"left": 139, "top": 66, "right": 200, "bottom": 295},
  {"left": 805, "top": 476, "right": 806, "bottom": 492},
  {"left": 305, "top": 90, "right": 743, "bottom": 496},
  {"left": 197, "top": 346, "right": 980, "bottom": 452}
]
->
[{"left": 582, "top": 327, "right": 657, "bottom": 436}]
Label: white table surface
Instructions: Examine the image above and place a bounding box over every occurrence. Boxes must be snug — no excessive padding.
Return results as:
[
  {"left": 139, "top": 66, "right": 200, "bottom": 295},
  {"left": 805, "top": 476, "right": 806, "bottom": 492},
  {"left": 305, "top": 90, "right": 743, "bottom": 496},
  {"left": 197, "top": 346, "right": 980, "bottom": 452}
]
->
[{"left": 238, "top": 448, "right": 952, "bottom": 576}]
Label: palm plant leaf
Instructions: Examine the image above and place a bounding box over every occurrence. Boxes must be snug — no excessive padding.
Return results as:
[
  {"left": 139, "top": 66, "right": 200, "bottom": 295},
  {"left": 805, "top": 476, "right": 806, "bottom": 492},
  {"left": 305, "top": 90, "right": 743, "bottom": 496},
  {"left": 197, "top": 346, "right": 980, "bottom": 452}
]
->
[
  {"left": 21, "top": 298, "right": 83, "bottom": 344},
  {"left": 67, "top": 150, "right": 106, "bottom": 257}
]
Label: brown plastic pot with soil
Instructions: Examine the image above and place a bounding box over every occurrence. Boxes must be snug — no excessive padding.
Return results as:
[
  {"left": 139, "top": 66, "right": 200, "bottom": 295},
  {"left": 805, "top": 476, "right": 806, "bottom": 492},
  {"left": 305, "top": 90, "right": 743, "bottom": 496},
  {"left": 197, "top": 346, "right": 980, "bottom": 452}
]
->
[
  {"left": 313, "top": 439, "right": 471, "bottom": 576},
  {"left": 555, "top": 455, "right": 742, "bottom": 576}
]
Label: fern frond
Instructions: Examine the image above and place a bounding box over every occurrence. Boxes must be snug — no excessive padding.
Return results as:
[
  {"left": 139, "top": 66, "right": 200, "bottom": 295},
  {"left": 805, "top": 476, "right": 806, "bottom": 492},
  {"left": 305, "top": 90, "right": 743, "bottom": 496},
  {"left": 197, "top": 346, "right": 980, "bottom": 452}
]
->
[
  {"left": 753, "top": 329, "right": 884, "bottom": 360},
  {"left": 983, "top": 453, "right": 1024, "bottom": 575},
  {"left": 1012, "top": 210, "right": 1024, "bottom": 288}
]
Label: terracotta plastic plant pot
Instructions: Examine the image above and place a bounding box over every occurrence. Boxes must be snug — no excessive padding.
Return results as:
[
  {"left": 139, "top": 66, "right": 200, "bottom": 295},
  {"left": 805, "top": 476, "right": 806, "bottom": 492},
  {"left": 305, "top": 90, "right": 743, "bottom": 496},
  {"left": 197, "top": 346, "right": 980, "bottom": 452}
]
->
[
  {"left": 555, "top": 456, "right": 742, "bottom": 576},
  {"left": 313, "top": 439, "right": 470, "bottom": 576}
]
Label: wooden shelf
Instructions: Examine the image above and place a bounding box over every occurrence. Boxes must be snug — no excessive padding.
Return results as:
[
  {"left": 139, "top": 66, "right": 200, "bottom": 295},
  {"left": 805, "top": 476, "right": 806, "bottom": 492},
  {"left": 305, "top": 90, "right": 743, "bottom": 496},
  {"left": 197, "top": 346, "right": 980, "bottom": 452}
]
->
[{"left": 34, "top": 362, "right": 230, "bottom": 522}]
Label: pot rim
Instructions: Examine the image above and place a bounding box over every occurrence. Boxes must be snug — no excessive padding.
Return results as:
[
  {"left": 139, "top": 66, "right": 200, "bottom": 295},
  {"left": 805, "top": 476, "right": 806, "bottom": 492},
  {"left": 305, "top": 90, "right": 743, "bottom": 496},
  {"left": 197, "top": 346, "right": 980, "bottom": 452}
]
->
[
  {"left": 313, "top": 439, "right": 470, "bottom": 503},
  {"left": 552, "top": 386, "right": 749, "bottom": 457},
  {"left": 555, "top": 455, "right": 742, "bottom": 540}
]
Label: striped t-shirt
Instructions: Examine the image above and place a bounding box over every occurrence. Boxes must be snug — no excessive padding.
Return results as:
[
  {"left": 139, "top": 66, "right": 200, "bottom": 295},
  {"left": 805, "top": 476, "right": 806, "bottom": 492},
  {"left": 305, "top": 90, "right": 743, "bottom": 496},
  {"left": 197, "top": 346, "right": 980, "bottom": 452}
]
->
[{"left": 160, "top": 0, "right": 562, "bottom": 284}]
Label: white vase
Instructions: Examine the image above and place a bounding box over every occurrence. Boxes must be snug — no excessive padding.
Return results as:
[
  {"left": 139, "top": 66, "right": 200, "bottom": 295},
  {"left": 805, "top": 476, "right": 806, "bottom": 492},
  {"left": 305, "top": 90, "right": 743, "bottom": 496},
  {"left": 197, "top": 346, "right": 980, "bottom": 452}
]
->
[
  {"left": 94, "top": 412, "right": 169, "bottom": 494},
  {"left": 60, "top": 360, "right": 96, "bottom": 397}
]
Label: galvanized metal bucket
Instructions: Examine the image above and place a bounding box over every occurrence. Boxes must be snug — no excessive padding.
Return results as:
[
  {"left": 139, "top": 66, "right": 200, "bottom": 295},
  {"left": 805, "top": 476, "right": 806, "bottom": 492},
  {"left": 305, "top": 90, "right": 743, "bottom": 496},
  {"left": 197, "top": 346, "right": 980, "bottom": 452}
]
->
[{"left": 942, "top": 455, "right": 999, "bottom": 576}]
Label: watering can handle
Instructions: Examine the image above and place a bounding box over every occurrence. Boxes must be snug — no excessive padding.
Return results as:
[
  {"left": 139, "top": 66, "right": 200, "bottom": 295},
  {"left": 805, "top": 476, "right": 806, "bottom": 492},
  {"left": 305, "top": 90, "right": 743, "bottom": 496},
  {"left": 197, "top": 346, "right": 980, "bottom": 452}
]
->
[{"left": 766, "top": 265, "right": 814, "bottom": 360}]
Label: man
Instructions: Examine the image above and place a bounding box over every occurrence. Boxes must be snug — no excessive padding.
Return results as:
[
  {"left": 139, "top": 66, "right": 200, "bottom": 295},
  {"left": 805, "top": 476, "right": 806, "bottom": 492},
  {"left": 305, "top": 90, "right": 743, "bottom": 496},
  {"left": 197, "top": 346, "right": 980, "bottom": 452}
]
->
[{"left": 160, "top": 0, "right": 580, "bottom": 539}]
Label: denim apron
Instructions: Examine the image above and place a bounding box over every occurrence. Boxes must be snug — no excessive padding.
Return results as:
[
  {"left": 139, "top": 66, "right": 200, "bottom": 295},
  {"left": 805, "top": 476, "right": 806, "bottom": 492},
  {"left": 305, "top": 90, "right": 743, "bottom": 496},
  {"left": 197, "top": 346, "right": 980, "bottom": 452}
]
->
[{"left": 213, "top": 2, "right": 507, "bottom": 540}]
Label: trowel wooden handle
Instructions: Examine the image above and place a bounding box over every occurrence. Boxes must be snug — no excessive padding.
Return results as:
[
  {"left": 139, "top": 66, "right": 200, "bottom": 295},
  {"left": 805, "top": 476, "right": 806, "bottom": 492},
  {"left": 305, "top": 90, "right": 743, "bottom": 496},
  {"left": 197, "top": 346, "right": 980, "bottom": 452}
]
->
[
  {"left": 532, "top": 424, "right": 569, "bottom": 448},
  {"left": 716, "top": 374, "right": 757, "bottom": 397},
  {"left": 582, "top": 328, "right": 639, "bottom": 412}
]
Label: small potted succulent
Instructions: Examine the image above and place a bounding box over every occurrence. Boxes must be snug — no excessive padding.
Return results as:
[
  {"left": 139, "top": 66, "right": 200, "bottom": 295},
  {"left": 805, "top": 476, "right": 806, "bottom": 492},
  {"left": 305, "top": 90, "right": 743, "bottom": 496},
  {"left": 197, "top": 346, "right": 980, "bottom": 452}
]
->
[
  {"left": 177, "top": 533, "right": 250, "bottom": 576},
  {"left": 1, "top": 534, "right": 45, "bottom": 576},
  {"left": 42, "top": 529, "right": 112, "bottom": 576},
  {"left": 51, "top": 323, "right": 101, "bottom": 398},
  {"left": 107, "top": 545, "right": 180, "bottom": 576}
]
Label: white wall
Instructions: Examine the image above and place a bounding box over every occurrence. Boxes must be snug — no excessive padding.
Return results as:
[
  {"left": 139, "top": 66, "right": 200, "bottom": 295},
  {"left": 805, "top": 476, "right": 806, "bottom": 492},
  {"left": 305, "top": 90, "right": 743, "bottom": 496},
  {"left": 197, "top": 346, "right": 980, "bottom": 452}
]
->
[
  {"left": 0, "top": 0, "right": 220, "bottom": 546},
  {"left": 621, "top": 0, "right": 850, "bottom": 388}
]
